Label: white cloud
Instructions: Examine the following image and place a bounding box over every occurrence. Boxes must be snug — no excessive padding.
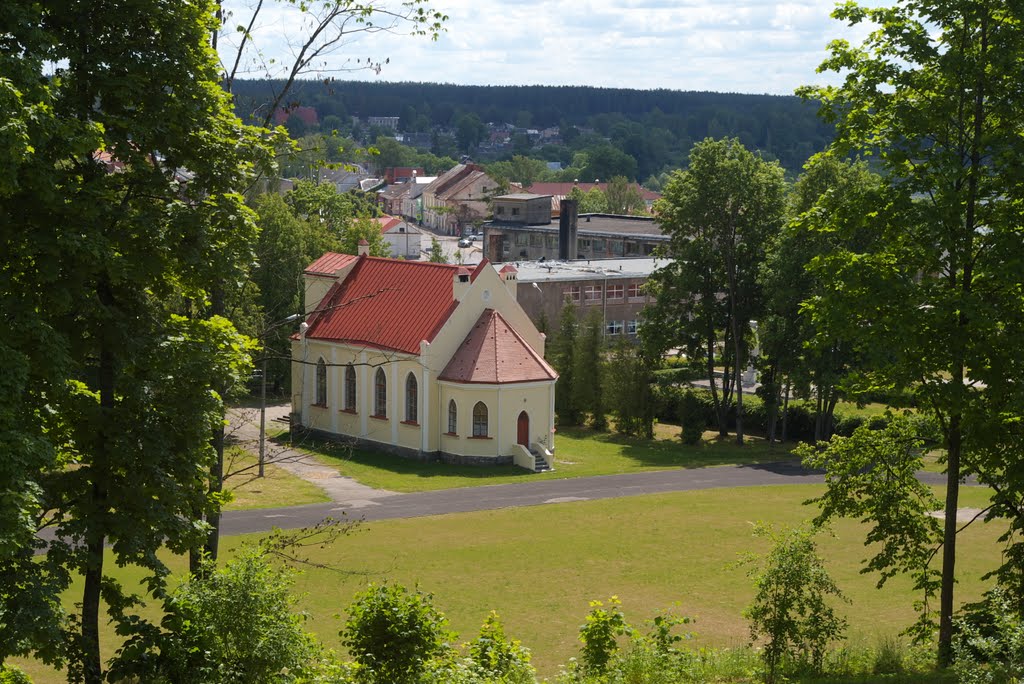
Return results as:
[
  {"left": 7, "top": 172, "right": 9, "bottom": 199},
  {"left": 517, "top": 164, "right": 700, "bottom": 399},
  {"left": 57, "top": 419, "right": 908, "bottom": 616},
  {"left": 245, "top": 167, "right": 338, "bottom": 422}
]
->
[{"left": 219, "top": 0, "right": 886, "bottom": 94}]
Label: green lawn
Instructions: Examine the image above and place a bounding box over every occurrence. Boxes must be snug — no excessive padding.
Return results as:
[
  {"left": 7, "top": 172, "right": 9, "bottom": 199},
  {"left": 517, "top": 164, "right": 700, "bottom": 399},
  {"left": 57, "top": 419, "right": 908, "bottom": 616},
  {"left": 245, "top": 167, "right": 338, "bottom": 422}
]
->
[
  {"left": 221, "top": 445, "right": 330, "bottom": 510},
  {"left": 281, "top": 425, "right": 795, "bottom": 493},
  {"left": 15, "top": 483, "right": 1000, "bottom": 682}
]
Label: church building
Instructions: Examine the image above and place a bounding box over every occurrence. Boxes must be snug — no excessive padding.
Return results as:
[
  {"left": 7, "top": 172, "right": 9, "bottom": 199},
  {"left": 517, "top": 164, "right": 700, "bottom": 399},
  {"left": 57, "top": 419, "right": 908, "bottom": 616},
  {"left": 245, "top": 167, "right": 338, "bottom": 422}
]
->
[{"left": 290, "top": 245, "right": 557, "bottom": 469}]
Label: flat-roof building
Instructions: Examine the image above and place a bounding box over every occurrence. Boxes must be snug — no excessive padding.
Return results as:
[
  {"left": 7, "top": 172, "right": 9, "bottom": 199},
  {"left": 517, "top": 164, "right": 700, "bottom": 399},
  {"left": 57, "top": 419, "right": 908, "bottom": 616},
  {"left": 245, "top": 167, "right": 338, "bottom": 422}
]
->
[{"left": 490, "top": 257, "right": 668, "bottom": 339}]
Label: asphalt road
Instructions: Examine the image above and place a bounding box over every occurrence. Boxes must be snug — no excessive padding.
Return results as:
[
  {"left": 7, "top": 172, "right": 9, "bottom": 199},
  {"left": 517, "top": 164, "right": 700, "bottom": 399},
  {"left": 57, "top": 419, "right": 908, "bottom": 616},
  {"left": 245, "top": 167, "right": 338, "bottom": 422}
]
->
[{"left": 221, "top": 460, "right": 857, "bottom": 535}]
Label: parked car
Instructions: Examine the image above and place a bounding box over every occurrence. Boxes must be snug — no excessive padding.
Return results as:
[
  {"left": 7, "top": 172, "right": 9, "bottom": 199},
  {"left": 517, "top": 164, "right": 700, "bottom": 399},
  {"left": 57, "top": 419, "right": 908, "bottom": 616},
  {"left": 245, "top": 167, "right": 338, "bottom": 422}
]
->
[
  {"left": 466, "top": 232, "right": 481, "bottom": 242},
  {"left": 457, "top": 237, "right": 472, "bottom": 248}
]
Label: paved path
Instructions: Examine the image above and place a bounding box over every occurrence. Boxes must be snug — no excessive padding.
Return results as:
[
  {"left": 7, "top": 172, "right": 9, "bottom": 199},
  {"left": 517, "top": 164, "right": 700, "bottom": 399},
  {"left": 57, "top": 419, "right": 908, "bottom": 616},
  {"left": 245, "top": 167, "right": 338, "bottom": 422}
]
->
[
  {"left": 228, "top": 405, "right": 399, "bottom": 504},
  {"left": 224, "top": 461, "right": 833, "bottom": 536},
  {"left": 223, "top": 404, "right": 959, "bottom": 537}
]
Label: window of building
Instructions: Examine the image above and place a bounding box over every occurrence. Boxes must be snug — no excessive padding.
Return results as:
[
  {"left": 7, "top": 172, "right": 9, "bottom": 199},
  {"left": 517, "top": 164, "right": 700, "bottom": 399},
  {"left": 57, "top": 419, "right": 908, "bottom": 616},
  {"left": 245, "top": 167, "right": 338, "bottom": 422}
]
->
[
  {"left": 609, "top": 240, "right": 624, "bottom": 256},
  {"left": 515, "top": 232, "right": 529, "bottom": 246},
  {"left": 405, "top": 373, "right": 418, "bottom": 423},
  {"left": 628, "top": 283, "right": 645, "bottom": 300},
  {"left": 565, "top": 286, "right": 581, "bottom": 303},
  {"left": 511, "top": 207, "right": 520, "bottom": 216},
  {"left": 626, "top": 320, "right": 639, "bottom": 335},
  {"left": 624, "top": 241, "right": 640, "bottom": 256},
  {"left": 472, "top": 402, "right": 489, "bottom": 437},
  {"left": 592, "top": 238, "right": 606, "bottom": 253},
  {"left": 545, "top": 234, "right": 557, "bottom": 249},
  {"left": 374, "top": 368, "right": 387, "bottom": 417},
  {"left": 447, "top": 399, "right": 457, "bottom": 434},
  {"left": 315, "top": 359, "right": 328, "bottom": 406},
  {"left": 496, "top": 206, "right": 505, "bottom": 215},
  {"left": 584, "top": 285, "right": 602, "bottom": 303},
  {"left": 530, "top": 233, "right": 544, "bottom": 247},
  {"left": 344, "top": 364, "right": 356, "bottom": 411},
  {"left": 607, "top": 284, "right": 624, "bottom": 299},
  {"left": 606, "top": 320, "right": 624, "bottom": 335}
]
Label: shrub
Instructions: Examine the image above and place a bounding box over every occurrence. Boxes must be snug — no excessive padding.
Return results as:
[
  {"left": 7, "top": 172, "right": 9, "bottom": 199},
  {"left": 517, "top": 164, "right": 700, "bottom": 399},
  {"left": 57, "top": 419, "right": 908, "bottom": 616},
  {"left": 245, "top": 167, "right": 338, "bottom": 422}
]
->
[
  {"left": 469, "top": 611, "right": 534, "bottom": 682},
  {"left": 953, "top": 588, "right": 1024, "bottom": 684},
  {"left": 342, "top": 583, "right": 454, "bottom": 684},
  {"left": 833, "top": 414, "right": 867, "bottom": 437},
  {"left": 740, "top": 523, "right": 848, "bottom": 683},
  {"left": 578, "top": 596, "right": 634, "bottom": 676},
  {"left": 111, "top": 547, "right": 320, "bottom": 684},
  {"left": 0, "top": 665, "right": 32, "bottom": 684},
  {"left": 678, "top": 390, "right": 705, "bottom": 445}
]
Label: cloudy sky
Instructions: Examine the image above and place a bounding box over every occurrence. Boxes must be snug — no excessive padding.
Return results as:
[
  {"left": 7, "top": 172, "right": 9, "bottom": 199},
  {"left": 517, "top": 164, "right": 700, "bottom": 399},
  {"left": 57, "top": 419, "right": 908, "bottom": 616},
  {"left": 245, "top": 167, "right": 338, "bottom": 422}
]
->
[{"left": 219, "top": 0, "right": 881, "bottom": 96}]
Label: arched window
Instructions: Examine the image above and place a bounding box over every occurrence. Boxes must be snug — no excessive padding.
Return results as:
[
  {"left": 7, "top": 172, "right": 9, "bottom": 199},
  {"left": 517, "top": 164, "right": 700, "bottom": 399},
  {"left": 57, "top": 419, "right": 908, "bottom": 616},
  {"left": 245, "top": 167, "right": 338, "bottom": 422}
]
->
[
  {"left": 447, "top": 399, "right": 457, "bottom": 434},
  {"left": 344, "top": 364, "right": 356, "bottom": 411},
  {"left": 472, "top": 402, "right": 488, "bottom": 437},
  {"left": 405, "top": 373, "right": 418, "bottom": 423},
  {"left": 315, "top": 358, "right": 327, "bottom": 406},
  {"left": 374, "top": 368, "right": 387, "bottom": 417}
]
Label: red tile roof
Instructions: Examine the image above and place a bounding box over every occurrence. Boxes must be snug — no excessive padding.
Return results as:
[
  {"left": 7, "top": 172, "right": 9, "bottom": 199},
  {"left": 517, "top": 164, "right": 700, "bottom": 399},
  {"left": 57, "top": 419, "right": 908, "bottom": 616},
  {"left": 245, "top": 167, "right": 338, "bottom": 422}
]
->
[
  {"left": 439, "top": 309, "right": 557, "bottom": 384},
  {"left": 304, "top": 252, "right": 358, "bottom": 276},
  {"left": 304, "top": 256, "right": 461, "bottom": 355},
  {"left": 375, "top": 216, "right": 403, "bottom": 234},
  {"left": 526, "top": 181, "right": 661, "bottom": 202}
]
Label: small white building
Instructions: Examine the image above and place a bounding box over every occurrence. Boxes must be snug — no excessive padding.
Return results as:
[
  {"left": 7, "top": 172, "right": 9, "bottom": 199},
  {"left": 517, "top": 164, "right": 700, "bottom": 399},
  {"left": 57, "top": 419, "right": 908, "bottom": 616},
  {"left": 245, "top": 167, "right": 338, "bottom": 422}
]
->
[{"left": 375, "top": 216, "right": 422, "bottom": 259}]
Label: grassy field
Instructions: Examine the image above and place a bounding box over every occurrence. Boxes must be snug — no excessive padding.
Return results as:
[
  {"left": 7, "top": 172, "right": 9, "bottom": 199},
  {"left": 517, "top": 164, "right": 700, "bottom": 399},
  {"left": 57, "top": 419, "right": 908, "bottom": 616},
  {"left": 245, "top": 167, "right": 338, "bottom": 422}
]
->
[
  {"left": 281, "top": 425, "right": 796, "bottom": 493},
  {"left": 221, "top": 446, "right": 330, "bottom": 510},
  {"left": 15, "top": 483, "right": 1000, "bottom": 682}
]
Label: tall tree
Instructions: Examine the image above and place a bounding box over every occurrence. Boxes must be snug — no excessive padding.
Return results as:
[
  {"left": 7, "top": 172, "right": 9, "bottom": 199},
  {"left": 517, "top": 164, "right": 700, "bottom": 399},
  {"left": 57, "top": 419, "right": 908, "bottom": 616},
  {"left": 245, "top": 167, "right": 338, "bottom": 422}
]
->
[
  {"left": 759, "top": 155, "right": 883, "bottom": 442},
  {"left": 646, "top": 138, "right": 786, "bottom": 444},
  {"left": 0, "top": 1, "right": 271, "bottom": 681},
  {"left": 605, "top": 338, "right": 656, "bottom": 438},
  {"left": 568, "top": 186, "right": 607, "bottom": 214},
  {"left": 572, "top": 309, "right": 607, "bottom": 430},
  {"left": 797, "top": 0, "right": 1024, "bottom": 664},
  {"left": 250, "top": 193, "right": 339, "bottom": 392},
  {"left": 550, "top": 302, "right": 581, "bottom": 425},
  {"left": 604, "top": 176, "right": 647, "bottom": 216},
  {"left": 341, "top": 216, "right": 392, "bottom": 257},
  {"left": 427, "top": 237, "right": 448, "bottom": 263}
]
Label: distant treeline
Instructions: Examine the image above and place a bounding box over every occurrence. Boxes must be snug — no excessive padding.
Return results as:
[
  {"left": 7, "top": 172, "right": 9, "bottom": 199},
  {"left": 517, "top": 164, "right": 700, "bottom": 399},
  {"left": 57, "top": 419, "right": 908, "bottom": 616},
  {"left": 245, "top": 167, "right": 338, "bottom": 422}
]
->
[{"left": 232, "top": 80, "right": 834, "bottom": 177}]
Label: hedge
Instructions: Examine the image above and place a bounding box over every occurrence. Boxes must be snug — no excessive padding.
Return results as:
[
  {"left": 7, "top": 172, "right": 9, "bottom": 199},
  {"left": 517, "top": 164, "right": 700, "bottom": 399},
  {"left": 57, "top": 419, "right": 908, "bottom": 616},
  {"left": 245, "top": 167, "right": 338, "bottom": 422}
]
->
[{"left": 650, "top": 385, "right": 935, "bottom": 443}]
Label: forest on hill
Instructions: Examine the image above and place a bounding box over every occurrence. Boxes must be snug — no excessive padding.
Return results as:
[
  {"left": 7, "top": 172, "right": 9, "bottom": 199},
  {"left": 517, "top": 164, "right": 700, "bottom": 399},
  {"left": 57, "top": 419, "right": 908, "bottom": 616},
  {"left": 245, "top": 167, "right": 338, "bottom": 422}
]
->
[{"left": 232, "top": 80, "right": 835, "bottom": 180}]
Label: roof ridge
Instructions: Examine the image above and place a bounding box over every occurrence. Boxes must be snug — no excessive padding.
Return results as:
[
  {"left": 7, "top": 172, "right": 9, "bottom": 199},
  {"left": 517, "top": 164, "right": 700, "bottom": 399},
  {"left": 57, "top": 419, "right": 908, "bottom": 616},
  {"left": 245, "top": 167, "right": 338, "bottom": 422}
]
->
[
  {"left": 491, "top": 309, "right": 557, "bottom": 378},
  {"left": 488, "top": 308, "right": 499, "bottom": 382},
  {"left": 361, "top": 255, "right": 460, "bottom": 271}
]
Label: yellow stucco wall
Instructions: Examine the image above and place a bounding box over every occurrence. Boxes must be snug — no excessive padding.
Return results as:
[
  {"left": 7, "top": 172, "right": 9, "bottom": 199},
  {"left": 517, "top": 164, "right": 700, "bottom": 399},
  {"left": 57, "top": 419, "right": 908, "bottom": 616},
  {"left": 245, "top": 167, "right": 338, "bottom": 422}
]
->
[{"left": 438, "top": 381, "right": 555, "bottom": 458}]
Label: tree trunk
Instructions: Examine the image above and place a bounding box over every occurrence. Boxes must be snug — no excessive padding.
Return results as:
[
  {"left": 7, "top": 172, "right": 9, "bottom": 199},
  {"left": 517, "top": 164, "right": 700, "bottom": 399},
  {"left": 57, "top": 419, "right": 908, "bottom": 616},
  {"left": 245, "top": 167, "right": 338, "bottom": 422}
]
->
[
  {"left": 706, "top": 330, "right": 726, "bottom": 436},
  {"left": 81, "top": 531, "right": 105, "bottom": 684},
  {"left": 813, "top": 379, "right": 825, "bottom": 443},
  {"left": 724, "top": 232, "right": 743, "bottom": 446},
  {"left": 730, "top": 309, "right": 744, "bottom": 446},
  {"left": 823, "top": 392, "right": 839, "bottom": 441},
  {"left": 765, "top": 367, "right": 779, "bottom": 446},
  {"left": 81, "top": 287, "right": 118, "bottom": 683},
  {"left": 938, "top": 413, "right": 961, "bottom": 666},
  {"left": 780, "top": 380, "right": 790, "bottom": 443}
]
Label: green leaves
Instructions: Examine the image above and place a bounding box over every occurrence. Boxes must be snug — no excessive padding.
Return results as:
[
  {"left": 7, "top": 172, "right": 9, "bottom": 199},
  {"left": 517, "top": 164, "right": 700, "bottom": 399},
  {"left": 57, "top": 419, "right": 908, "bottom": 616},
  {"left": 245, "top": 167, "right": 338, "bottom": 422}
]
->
[
  {"left": 342, "top": 583, "right": 454, "bottom": 684},
  {"left": 798, "top": 0, "right": 1024, "bottom": 660},
  {"left": 740, "top": 522, "right": 848, "bottom": 682},
  {"left": 799, "top": 415, "right": 942, "bottom": 638}
]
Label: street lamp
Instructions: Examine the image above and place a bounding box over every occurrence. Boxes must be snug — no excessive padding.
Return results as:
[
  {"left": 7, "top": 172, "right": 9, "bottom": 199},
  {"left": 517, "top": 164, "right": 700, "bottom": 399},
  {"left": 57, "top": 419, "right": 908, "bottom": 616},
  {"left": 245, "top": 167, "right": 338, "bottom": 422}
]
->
[{"left": 259, "top": 312, "right": 302, "bottom": 477}]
